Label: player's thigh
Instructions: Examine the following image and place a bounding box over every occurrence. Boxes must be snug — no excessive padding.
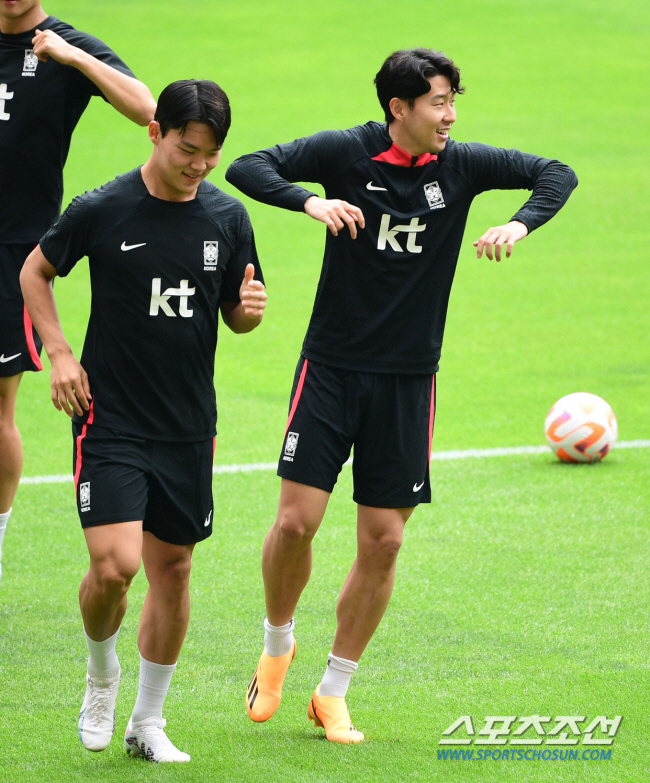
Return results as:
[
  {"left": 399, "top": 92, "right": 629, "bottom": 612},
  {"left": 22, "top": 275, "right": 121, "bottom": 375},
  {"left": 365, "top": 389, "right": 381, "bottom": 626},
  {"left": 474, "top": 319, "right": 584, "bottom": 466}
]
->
[
  {"left": 0, "top": 373, "right": 22, "bottom": 423},
  {"left": 83, "top": 520, "right": 144, "bottom": 583},
  {"left": 353, "top": 373, "right": 435, "bottom": 508},
  {"left": 143, "top": 438, "right": 214, "bottom": 547},
  {"left": 141, "top": 531, "right": 195, "bottom": 589},
  {"left": 275, "top": 478, "right": 331, "bottom": 538},
  {"left": 278, "top": 358, "right": 355, "bottom": 494}
]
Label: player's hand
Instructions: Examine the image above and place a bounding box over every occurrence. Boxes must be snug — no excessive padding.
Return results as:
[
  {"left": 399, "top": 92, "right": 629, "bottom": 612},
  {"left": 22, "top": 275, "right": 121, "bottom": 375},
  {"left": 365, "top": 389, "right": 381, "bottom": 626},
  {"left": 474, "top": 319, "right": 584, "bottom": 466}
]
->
[
  {"left": 50, "top": 352, "right": 92, "bottom": 417},
  {"left": 304, "top": 196, "right": 365, "bottom": 239},
  {"left": 32, "top": 29, "right": 78, "bottom": 65},
  {"left": 473, "top": 220, "right": 529, "bottom": 261},
  {"left": 239, "top": 263, "right": 267, "bottom": 318}
]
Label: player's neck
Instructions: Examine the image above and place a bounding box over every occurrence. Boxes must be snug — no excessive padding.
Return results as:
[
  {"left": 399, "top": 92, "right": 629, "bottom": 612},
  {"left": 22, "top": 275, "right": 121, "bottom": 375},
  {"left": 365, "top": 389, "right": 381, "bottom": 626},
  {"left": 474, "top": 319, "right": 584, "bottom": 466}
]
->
[
  {"left": 0, "top": 7, "right": 47, "bottom": 35},
  {"left": 387, "top": 122, "right": 430, "bottom": 158}
]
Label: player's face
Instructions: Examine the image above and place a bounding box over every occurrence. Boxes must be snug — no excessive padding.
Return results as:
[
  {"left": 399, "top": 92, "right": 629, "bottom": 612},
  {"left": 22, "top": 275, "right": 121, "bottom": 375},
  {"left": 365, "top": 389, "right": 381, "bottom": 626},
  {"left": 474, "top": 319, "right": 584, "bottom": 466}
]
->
[
  {"left": 394, "top": 75, "right": 457, "bottom": 156},
  {"left": 149, "top": 121, "right": 222, "bottom": 201}
]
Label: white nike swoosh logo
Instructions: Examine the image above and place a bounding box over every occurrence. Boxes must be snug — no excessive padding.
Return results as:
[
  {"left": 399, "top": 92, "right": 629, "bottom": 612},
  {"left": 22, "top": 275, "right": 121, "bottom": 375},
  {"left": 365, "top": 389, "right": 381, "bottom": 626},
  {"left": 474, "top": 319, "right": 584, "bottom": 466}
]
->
[
  {"left": 121, "top": 241, "right": 146, "bottom": 251},
  {"left": 204, "top": 510, "right": 213, "bottom": 527},
  {"left": 413, "top": 481, "right": 425, "bottom": 492},
  {"left": 366, "top": 181, "right": 387, "bottom": 191},
  {"left": 0, "top": 353, "right": 21, "bottom": 363}
]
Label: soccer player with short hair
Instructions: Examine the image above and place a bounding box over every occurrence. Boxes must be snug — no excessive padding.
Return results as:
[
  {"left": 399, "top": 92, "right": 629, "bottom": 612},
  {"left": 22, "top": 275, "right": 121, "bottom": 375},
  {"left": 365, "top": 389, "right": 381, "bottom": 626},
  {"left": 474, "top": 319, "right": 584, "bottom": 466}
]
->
[
  {"left": 226, "top": 47, "right": 578, "bottom": 743},
  {"left": 0, "top": 0, "right": 155, "bottom": 579},
  {"left": 21, "top": 79, "right": 267, "bottom": 762}
]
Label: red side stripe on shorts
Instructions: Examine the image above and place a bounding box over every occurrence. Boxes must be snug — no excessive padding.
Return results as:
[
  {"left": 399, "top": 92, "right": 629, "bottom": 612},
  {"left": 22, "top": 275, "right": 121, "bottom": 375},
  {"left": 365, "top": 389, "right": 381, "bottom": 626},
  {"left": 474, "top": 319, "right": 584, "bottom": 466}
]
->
[
  {"left": 428, "top": 374, "right": 436, "bottom": 460},
  {"left": 284, "top": 359, "right": 308, "bottom": 436},
  {"left": 23, "top": 305, "right": 43, "bottom": 371},
  {"left": 73, "top": 400, "right": 95, "bottom": 492},
  {"left": 212, "top": 436, "right": 216, "bottom": 463}
]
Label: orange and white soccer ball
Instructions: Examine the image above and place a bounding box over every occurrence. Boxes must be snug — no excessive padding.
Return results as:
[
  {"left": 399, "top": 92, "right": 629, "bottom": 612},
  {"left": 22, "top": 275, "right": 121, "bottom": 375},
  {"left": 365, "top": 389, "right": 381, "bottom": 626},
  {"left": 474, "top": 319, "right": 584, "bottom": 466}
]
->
[{"left": 545, "top": 392, "right": 618, "bottom": 463}]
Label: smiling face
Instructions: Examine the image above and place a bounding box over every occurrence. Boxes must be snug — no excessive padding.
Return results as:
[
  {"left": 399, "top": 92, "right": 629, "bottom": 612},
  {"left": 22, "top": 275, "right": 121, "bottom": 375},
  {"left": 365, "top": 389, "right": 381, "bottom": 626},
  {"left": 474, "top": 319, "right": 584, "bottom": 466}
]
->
[
  {"left": 0, "top": 0, "right": 46, "bottom": 33},
  {"left": 388, "top": 75, "right": 457, "bottom": 156},
  {"left": 142, "top": 120, "right": 222, "bottom": 202}
]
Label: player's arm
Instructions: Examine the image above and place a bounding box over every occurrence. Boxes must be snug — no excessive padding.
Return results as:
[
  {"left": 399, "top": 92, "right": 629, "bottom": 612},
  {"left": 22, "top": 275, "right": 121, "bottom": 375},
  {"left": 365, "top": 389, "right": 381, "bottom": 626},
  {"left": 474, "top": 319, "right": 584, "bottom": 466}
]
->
[
  {"left": 226, "top": 130, "right": 365, "bottom": 238},
  {"left": 220, "top": 263, "right": 267, "bottom": 334},
  {"left": 19, "top": 246, "right": 91, "bottom": 417},
  {"left": 32, "top": 28, "right": 155, "bottom": 125},
  {"left": 464, "top": 144, "right": 578, "bottom": 261}
]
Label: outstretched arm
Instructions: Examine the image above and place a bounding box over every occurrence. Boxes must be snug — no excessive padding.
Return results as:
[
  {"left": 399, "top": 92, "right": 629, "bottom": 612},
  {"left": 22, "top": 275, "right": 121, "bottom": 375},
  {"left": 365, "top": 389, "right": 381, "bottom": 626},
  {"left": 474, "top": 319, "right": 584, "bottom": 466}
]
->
[
  {"left": 32, "top": 28, "right": 155, "bottom": 125},
  {"left": 19, "top": 246, "right": 91, "bottom": 417},
  {"left": 220, "top": 263, "right": 268, "bottom": 334},
  {"left": 461, "top": 145, "right": 578, "bottom": 261}
]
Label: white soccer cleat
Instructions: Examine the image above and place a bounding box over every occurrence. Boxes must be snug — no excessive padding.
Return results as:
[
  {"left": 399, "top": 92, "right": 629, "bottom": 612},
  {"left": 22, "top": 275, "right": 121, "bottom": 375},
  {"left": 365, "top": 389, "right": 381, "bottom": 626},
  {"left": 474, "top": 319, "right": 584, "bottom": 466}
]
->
[
  {"left": 78, "top": 670, "right": 121, "bottom": 751},
  {"left": 124, "top": 717, "right": 190, "bottom": 762}
]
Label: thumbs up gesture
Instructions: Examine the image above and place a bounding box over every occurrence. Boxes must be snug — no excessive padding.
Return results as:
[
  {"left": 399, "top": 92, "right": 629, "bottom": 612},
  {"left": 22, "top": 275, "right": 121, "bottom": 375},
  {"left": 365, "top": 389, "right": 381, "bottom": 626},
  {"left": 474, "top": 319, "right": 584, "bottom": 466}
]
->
[{"left": 239, "top": 263, "right": 267, "bottom": 318}]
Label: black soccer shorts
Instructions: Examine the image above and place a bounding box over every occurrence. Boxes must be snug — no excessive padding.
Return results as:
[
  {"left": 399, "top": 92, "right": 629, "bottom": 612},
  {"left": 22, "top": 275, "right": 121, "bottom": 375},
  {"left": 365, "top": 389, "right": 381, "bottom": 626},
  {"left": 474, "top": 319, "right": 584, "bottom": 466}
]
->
[
  {"left": 72, "top": 421, "right": 215, "bottom": 546},
  {"left": 278, "top": 357, "right": 436, "bottom": 508},
  {"left": 0, "top": 244, "right": 43, "bottom": 376}
]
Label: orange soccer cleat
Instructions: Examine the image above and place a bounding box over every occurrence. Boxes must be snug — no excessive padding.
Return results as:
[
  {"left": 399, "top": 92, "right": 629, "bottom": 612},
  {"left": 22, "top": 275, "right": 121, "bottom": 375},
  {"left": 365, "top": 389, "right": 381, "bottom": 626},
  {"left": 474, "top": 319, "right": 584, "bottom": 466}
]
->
[
  {"left": 307, "top": 685, "right": 364, "bottom": 744},
  {"left": 246, "top": 640, "right": 297, "bottom": 722}
]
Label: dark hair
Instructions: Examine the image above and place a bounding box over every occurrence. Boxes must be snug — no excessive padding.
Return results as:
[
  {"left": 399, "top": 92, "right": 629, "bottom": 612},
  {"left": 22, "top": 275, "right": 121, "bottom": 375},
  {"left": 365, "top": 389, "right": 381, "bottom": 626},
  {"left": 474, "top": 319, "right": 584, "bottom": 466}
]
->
[
  {"left": 154, "top": 79, "right": 231, "bottom": 146},
  {"left": 374, "top": 48, "right": 465, "bottom": 123}
]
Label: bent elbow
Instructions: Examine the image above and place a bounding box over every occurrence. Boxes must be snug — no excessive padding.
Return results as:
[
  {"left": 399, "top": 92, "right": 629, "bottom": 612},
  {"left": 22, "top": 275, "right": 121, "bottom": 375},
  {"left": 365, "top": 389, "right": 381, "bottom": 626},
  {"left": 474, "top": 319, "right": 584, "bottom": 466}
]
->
[{"left": 135, "top": 94, "right": 156, "bottom": 126}]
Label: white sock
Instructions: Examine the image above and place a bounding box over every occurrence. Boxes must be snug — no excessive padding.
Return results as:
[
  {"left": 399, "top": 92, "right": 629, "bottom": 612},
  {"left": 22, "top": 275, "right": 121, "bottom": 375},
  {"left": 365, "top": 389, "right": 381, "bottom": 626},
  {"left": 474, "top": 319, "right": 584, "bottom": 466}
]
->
[
  {"left": 130, "top": 655, "right": 176, "bottom": 725},
  {"left": 85, "top": 627, "right": 120, "bottom": 679},
  {"left": 264, "top": 617, "right": 295, "bottom": 657},
  {"left": 0, "top": 509, "right": 10, "bottom": 576},
  {"left": 319, "top": 652, "right": 358, "bottom": 698}
]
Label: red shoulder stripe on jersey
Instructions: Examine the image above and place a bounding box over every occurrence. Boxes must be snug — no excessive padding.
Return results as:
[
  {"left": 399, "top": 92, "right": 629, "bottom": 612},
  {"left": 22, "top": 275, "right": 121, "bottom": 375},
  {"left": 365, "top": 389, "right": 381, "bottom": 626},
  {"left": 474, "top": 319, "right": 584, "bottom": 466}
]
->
[
  {"left": 23, "top": 305, "right": 43, "bottom": 371},
  {"left": 284, "top": 359, "right": 309, "bottom": 436},
  {"left": 428, "top": 374, "right": 436, "bottom": 460},
  {"left": 372, "top": 143, "right": 438, "bottom": 167},
  {"left": 73, "top": 400, "right": 95, "bottom": 492}
]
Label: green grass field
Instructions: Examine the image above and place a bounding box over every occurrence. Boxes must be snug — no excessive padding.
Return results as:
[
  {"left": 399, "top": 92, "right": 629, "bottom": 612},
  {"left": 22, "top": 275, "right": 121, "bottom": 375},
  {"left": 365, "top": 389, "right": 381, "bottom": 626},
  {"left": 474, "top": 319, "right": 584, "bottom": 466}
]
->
[{"left": 2, "top": 0, "right": 649, "bottom": 781}]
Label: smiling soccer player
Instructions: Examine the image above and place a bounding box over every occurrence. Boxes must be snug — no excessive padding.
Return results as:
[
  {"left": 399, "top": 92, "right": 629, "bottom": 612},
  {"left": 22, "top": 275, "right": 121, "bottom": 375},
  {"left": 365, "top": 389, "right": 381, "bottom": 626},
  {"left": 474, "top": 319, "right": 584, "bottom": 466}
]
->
[
  {"left": 20, "top": 79, "right": 267, "bottom": 762},
  {"left": 226, "top": 47, "right": 578, "bottom": 744}
]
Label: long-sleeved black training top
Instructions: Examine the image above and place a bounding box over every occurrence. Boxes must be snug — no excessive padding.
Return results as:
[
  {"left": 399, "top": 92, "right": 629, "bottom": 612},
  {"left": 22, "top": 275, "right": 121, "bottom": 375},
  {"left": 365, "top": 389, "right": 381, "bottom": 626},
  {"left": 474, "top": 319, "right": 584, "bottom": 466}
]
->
[{"left": 226, "top": 121, "right": 577, "bottom": 374}]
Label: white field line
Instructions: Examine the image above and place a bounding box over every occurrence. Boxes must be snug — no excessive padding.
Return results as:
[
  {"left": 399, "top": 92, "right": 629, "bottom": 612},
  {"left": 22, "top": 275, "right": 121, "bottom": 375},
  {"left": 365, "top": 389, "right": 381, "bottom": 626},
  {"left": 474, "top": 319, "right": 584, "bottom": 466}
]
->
[{"left": 18, "top": 439, "right": 650, "bottom": 486}]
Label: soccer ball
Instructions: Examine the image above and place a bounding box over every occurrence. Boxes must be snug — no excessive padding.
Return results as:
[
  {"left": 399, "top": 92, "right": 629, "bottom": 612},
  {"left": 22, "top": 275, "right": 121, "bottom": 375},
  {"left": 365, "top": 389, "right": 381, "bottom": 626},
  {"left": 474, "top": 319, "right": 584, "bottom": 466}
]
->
[{"left": 544, "top": 392, "right": 618, "bottom": 463}]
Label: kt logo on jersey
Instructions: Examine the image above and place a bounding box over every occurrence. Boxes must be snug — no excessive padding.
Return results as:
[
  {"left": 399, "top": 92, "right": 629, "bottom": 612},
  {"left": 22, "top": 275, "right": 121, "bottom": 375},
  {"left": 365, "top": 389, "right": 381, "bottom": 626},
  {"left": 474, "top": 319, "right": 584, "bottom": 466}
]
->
[
  {"left": 149, "top": 279, "right": 195, "bottom": 317},
  {"left": 377, "top": 214, "right": 426, "bottom": 253}
]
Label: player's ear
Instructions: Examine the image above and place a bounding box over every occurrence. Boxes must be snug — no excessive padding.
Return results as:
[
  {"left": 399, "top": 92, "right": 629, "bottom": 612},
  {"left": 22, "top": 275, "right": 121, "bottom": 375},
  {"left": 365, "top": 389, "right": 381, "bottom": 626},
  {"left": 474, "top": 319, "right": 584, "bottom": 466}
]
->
[
  {"left": 389, "top": 96, "right": 405, "bottom": 123},
  {"left": 148, "top": 120, "right": 162, "bottom": 145}
]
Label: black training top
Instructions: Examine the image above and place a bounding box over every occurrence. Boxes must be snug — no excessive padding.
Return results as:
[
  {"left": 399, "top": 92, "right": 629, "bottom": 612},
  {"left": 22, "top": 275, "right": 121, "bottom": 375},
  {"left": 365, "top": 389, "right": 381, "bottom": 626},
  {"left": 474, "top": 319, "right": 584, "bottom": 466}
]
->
[
  {"left": 40, "top": 168, "right": 263, "bottom": 441},
  {"left": 0, "top": 16, "right": 135, "bottom": 244},
  {"left": 226, "top": 121, "right": 577, "bottom": 374}
]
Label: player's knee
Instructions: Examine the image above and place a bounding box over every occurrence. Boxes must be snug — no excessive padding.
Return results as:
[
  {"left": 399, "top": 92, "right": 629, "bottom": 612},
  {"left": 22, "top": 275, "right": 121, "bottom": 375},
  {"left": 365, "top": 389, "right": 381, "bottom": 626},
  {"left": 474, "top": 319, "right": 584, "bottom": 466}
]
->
[
  {"left": 159, "top": 556, "right": 192, "bottom": 590},
  {"left": 0, "top": 417, "right": 19, "bottom": 443},
  {"left": 275, "top": 508, "right": 318, "bottom": 545},
  {"left": 91, "top": 557, "right": 139, "bottom": 596},
  {"left": 364, "top": 534, "right": 402, "bottom": 568}
]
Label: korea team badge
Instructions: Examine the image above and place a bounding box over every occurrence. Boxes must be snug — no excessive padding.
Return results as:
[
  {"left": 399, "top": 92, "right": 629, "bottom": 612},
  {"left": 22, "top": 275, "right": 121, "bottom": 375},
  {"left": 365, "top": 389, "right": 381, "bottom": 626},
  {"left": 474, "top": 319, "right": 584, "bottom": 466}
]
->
[
  {"left": 424, "top": 181, "right": 445, "bottom": 210},
  {"left": 203, "top": 241, "right": 219, "bottom": 271}
]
